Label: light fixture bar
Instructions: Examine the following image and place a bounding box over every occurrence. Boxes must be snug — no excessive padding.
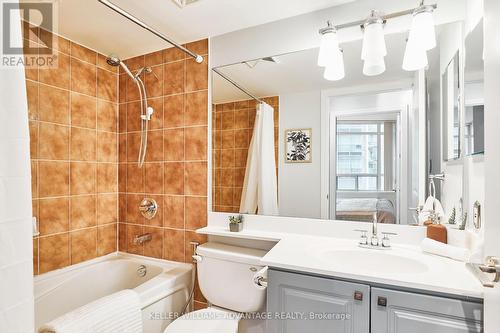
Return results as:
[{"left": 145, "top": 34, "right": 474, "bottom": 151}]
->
[{"left": 333, "top": 3, "right": 437, "bottom": 30}]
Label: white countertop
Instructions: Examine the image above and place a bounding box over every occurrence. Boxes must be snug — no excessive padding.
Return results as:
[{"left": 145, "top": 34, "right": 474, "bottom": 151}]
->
[{"left": 260, "top": 234, "right": 484, "bottom": 299}]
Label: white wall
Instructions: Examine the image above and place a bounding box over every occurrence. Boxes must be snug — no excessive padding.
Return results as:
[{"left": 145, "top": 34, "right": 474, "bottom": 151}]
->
[
  {"left": 278, "top": 91, "right": 322, "bottom": 218},
  {"left": 0, "top": 2, "right": 35, "bottom": 332}
]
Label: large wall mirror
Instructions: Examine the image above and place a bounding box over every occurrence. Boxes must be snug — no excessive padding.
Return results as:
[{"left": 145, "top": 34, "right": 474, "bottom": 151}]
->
[{"left": 211, "top": 18, "right": 481, "bottom": 226}]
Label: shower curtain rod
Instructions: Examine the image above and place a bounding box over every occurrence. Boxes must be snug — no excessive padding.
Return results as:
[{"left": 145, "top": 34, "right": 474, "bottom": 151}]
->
[
  {"left": 98, "top": 0, "right": 204, "bottom": 63},
  {"left": 213, "top": 68, "right": 265, "bottom": 104}
]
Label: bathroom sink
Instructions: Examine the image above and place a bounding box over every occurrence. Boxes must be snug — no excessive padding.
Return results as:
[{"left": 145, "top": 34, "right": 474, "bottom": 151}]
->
[{"left": 319, "top": 249, "right": 429, "bottom": 275}]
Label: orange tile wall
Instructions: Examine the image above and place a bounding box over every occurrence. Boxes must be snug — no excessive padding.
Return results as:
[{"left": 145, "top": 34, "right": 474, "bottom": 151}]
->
[
  {"left": 23, "top": 22, "right": 119, "bottom": 275},
  {"left": 117, "top": 40, "right": 209, "bottom": 309},
  {"left": 212, "top": 97, "right": 279, "bottom": 213}
]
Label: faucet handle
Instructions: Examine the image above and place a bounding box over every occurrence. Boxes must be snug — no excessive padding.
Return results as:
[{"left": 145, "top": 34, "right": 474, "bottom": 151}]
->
[
  {"left": 381, "top": 232, "right": 397, "bottom": 248},
  {"left": 354, "top": 229, "right": 368, "bottom": 245}
]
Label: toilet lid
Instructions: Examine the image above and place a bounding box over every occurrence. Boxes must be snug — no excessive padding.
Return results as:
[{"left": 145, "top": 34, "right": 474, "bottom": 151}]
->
[{"left": 164, "top": 308, "right": 240, "bottom": 333}]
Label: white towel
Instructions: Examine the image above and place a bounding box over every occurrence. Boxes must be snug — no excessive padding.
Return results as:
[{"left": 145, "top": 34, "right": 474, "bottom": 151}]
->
[
  {"left": 38, "top": 290, "right": 143, "bottom": 333},
  {"left": 420, "top": 238, "right": 471, "bottom": 262}
]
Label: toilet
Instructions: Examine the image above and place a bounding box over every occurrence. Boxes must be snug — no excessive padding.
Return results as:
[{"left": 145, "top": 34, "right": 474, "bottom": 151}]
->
[{"left": 164, "top": 242, "right": 268, "bottom": 333}]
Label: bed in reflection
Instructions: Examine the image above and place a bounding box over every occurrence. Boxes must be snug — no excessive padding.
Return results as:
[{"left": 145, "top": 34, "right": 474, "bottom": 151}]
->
[{"left": 335, "top": 198, "right": 396, "bottom": 224}]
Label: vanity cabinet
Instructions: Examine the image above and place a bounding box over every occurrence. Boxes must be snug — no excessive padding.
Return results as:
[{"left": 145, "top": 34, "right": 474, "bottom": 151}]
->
[
  {"left": 371, "top": 288, "right": 483, "bottom": 333},
  {"left": 267, "top": 269, "right": 483, "bottom": 333},
  {"left": 267, "top": 269, "right": 370, "bottom": 333}
]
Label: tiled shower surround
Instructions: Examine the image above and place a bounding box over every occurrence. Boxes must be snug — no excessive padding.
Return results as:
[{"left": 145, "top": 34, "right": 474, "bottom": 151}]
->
[
  {"left": 212, "top": 97, "right": 279, "bottom": 213},
  {"left": 24, "top": 23, "right": 209, "bottom": 307}
]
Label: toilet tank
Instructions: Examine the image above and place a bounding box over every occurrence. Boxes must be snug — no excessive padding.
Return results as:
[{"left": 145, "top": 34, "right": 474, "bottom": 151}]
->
[{"left": 195, "top": 242, "right": 267, "bottom": 313}]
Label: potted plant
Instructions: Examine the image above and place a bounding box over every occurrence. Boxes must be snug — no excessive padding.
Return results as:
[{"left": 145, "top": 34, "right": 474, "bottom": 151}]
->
[{"left": 229, "top": 215, "right": 243, "bottom": 232}]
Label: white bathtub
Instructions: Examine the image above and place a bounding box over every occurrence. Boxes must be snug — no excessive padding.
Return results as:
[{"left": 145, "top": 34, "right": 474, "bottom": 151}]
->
[{"left": 34, "top": 252, "right": 192, "bottom": 333}]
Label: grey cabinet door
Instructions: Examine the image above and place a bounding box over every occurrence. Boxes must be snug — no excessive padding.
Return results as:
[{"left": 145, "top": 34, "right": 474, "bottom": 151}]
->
[
  {"left": 267, "top": 269, "right": 370, "bottom": 333},
  {"left": 371, "top": 287, "right": 483, "bottom": 333}
]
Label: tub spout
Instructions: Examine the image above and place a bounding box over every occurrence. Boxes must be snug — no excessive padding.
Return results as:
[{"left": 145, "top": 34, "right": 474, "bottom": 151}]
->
[{"left": 134, "top": 233, "right": 152, "bottom": 245}]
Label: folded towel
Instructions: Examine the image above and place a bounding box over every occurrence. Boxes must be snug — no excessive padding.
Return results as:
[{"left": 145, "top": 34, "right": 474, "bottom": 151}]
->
[
  {"left": 38, "top": 290, "right": 143, "bottom": 333},
  {"left": 420, "top": 238, "right": 471, "bottom": 262}
]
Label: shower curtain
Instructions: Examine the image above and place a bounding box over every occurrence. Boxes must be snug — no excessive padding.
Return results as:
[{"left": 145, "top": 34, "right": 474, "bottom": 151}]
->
[{"left": 239, "top": 102, "right": 279, "bottom": 215}]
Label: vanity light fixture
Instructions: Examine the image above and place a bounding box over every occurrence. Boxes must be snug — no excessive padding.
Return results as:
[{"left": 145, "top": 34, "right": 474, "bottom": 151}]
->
[
  {"left": 408, "top": 0, "right": 436, "bottom": 52},
  {"left": 318, "top": 21, "right": 345, "bottom": 81},
  {"left": 361, "top": 10, "right": 387, "bottom": 76},
  {"left": 402, "top": 37, "right": 428, "bottom": 71}
]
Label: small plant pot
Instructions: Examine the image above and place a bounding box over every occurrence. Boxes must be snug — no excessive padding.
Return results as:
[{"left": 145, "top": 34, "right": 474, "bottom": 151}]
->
[{"left": 229, "top": 223, "right": 243, "bottom": 232}]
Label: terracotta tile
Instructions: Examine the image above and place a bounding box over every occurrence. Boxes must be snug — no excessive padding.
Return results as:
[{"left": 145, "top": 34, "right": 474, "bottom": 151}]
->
[
  {"left": 39, "top": 161, "right": 69, "bottom": 197},
  {"left": 39, "top": 51, "right": 70, "bottom": 90},
  {"left": 145, "top": 163, "right": 164, "bottom": 194},
  {"left": 145, "top": 50, "right": 163, "bottom": 67},
  {"left": 194, "top": 301, "right": 208, "bottom": 311},
  {"left": 97, "top": 163, "right": 118, "bottom": 193},
  {"left": 97, "top": 131, "right": 117, "bottom": 162},
  {"left": 185, "top": 197, "right": 207, "bottom": 230},
  {"left": 144, "top": 226, "right": 163, "bottom": 259},
  {"left": 234, "top": 168, "right": 246, "bottom": 188},
  {"left": 213, "top": 112, "right": 222, "bottom": 130},
  {"left": 163, "top": 94, "right": 184, "bottom": 128},
  {"left": 186, "top": 39, "right": 208, "bottom": 56},
  {"left": 71, "top": 93, "right": 97, "bottom": 129},
  {"left": 163, "top": 229, "right": 184, "bottom": 262},
  {"left": 22, "top": 20, "right": 39, "bottom": 43},
  {"left": 212, "top": 130, "right": 221, "bottom": 150},
  {"left": 212, "top": 151, "right": 221, "bottom": 170},
  {"left": 127, "top": 132, "right": 141, "bottom": 162},
  {"left": 163, "top": 61, "right": 185, "bottom": 95},
  {"left": 39, "top": 198, "right": 69, "bottom": 235},
  {"left": 222, "top": 130, "right": 235, "bottom": 149},
  {"left": 33, "top": 238, "right": 39, "bottom": 275},
  {"left": 126, "top": 224, "right": 144, "bottom": 255},
  {"left": 148, "top": 98, "right": 163, "bottom": 130},
  {"left": 97, "top": 194, "right": 118, "bottom": 225},
  {"left": 97, "top": 100, "right": 118, "bottom": 132},
  {"left": 221, "top": 112, "right": 234, "bottom": 130},
  {"left": 39, "top": 234, "right": 69, "bottom": 274},
  {"left": 119, "top": 134, "right": 127, "bottom": 162},
  {"left": 234, "top": 109, "right": 249, "bottom": 129},
  {"left": 38, "top": 123, "right": 69, "bottom": 160},
  {"left": 119, "top": 74, "right": 127, "bottom": 103},
  {"left": 71, "top": 127, "right": 96, "bottom": 161},
  {"left": 221, "top": 149, "right": 235, "bottom": 168},
  {"left": 194, "top": 277, "right": 206, "bottom": 303},
  {"left": 71, "top": 58, "right": 96, "bottom": 96},
  {"left": 185, "top": 91, "right": 208, "bottom": 126},
  {"left": 126, "top": 74, "right": 141, "bottom": 102},
  {"left": 24, "top": 42, "right": 38, "bottom": 82},
  {"left": 186, "top": 57, "right": 208, "bottom": 92},
  {"left": 212, "top": 187, "right": 221, "bottom": 206},
  {"left": 163, "top": 47, "right": 185, "bottom": 63},
  {"left": 71, "top": 42, "right": 96, "bottom": 64},
  {"left": 70, "top": 195, "right": 97, "bottom": 230},
  {"left": 126, "top": 101, "right": 141, "bottom": 132},
  {"left": 221, "top": 168, "right": 234, "bottom": 187},
  {"left": 185, "top": 162, "right": 207, "bottom": 195},
  {"left": 185, "top": 126, "right": 207, "bottom": 160},
  {"left": 97, "top": 68, "right": 117, "bottom": 102},
  {"left": 26, "top": 80, "right": 38, "bottom": 120},
  {"left": 233, "top": 188, "right": 242, "bottom": 207},
  {"left": 221, "top": 187, "right": 233, "bottom": 206},
  {"left": 39, "top": 29, "right": 70, "bottom": 54},
  {"left": 163, "top": 196, "right": 184, "bottom": 229},
  {"left": 70, "top": 162, "right": 96, "bottom": 195},
  {"left": 118, "top": 164, "right": 127, "bottom": 192},
  {"left": 98, "top": 224, "right": 117, "bottom": 256},
  {"left": 31, "top": 161, "right": 38, "bottom": 199},
  {"left": 164, "top": 128, "right": 184, "bottom": 161},
  {"left": 235, "top": 129, "right": 249, "bottom": 148},
  {"left": 97, "top": 54, "right": 118, "bottom": 73},
  {"left": 118, "top": 104, "right": 127, "bottom": 133},
  {"left": 126, "top": 163, "right": 144, "bottom": 193},
  {"left": 126, "top": 194, "right": 144, "bottom": 224},
  {"left": 118, "top": 223, "right": 127, "bottom": 251},
  {"left": 144, "top": 194, "right": 163, "bottom": 227},
  {"left": 145, "top": 65, "right": 163, "bottom": 98},
  {"left": 29, "top": 121, "right": 39, "bottom": 159},
  {"left": 184, "top": 230, "right": 207, "bottom": 263},
  {"left": 71, "top": 228, "right": 97, "bottom": 265},
  {"left": 234, "top": 100, "right": 249, "bottom": 109},
  {"left": 164, "top": 162, "right": 184, "bottom": 195},
  {"left": 38, "top": 84, "right": 70, "bottom": 124},
  {"left": 124, "top": 55, "right": 144, "bottom": 71},
  {"left": 145, "top": 130, "right": 163, "bottom": 162}
]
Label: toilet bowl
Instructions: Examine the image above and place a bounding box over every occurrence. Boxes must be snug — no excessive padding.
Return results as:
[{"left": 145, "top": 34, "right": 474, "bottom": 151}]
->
[{"left": 163, "top": 242, "right": 267, "bottom": 333}]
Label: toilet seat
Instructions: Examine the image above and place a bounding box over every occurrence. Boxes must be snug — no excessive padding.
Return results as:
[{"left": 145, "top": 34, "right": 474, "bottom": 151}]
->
[{"left": 164, "top": 307, "right": 241, "bottom": 333}]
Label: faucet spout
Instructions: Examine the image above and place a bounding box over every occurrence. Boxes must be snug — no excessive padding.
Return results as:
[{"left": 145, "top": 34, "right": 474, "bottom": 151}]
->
[{"left": 372, "top": 212, "right": 378, "bottom": 236}]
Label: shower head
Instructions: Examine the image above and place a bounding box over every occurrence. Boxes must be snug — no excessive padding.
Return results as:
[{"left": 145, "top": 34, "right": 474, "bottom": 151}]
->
[{"left": 106, "top": 55, "right": 121, "bottom": 67}]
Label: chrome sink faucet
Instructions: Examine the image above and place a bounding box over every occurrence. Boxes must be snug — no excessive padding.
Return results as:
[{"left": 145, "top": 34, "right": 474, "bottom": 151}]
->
[
  {"left": 355, "top": 211, "right": 397, "bottom": 249},
  {"left": 371, "top": 212, "right": 379, "bottom": 246}
]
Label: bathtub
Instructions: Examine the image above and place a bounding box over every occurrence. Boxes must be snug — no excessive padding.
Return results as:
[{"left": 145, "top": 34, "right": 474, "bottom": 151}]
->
[{"left": 34, "top": 252, "right": 192, "bottom": 333}]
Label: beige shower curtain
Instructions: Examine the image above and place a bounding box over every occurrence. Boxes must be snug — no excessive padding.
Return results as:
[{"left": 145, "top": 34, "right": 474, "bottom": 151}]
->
[{"left": 239, "top": 102, "right": 279, "bottom": 215}]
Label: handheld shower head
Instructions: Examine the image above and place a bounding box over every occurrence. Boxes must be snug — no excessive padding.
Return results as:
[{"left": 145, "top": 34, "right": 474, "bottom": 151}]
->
[{"left": 106, "top": 55, "right": 121, "bottom": 67}]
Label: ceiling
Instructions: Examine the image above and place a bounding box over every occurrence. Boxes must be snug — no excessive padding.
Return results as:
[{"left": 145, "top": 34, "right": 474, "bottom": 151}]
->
[
  {"left": 21, "top": 0, "right": 354, "bottom": 59},
  {"left": 213, "top": 31, "right": 417, "bottom": 104}
]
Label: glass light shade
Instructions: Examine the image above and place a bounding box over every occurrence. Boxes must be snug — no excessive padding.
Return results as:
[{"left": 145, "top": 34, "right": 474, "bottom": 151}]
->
[
  {"left": 318, "top": 30, "right": 340, "bottom": 67},
  {"left": 361, "top": 22, "right": 387, "bottom": 61},
  {"left": 363, "top": 56, "right": 386, "bottom": 76},
  {"left": 408, "top": 9, "right": 436, "bottom": 51},
  {"left": 323, "top": 51, "right": 345, "bottom": 81},
  {"left": 403, "top": 39, "right": 428, "bottom": 71}
]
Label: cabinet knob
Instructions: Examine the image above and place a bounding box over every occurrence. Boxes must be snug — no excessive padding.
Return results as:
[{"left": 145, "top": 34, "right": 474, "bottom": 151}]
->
[
  {"left": 377, "top": 296, "right": 387, "bottom": 307},
  {"left": 354, "top": 291, "right": 363, "bottom": 301}
]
